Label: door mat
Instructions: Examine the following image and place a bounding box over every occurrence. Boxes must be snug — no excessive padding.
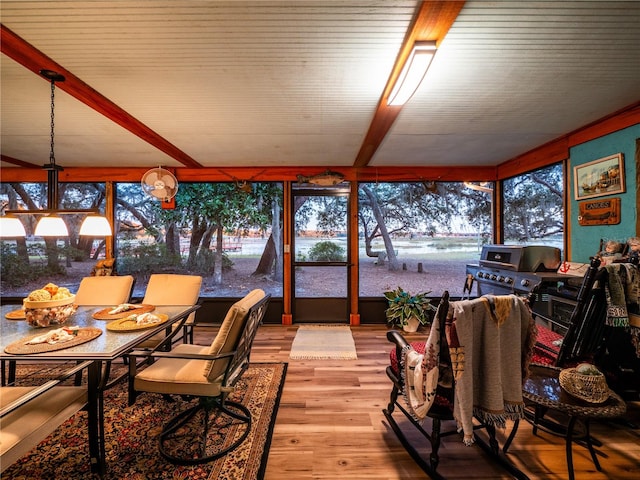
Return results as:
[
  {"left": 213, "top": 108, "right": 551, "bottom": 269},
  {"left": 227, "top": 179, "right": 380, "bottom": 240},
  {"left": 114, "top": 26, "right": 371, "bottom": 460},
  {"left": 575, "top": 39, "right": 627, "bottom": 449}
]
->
[{"left": 289, "top": 324, "right": 357, "bottom": 360}]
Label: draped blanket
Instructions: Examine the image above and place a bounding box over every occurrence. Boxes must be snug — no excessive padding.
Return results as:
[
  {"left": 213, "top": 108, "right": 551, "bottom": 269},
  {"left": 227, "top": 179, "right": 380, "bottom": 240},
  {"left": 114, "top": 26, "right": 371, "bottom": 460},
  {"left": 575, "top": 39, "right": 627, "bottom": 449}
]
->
[
  {"left": 401, "top": 302, "right": 443, "bottom": 420},
  {"left": 603, "top": 263, "right": 640, "bottom": 324},
  {"left": 602, "top": 263, "right": 640, "bottom": 356},
  {"left": 449, "top": 295, "right": 535, "bottom": 445},
  {"left": 604, "top": 264, "right": 630, "bottom": 327},
  {"left": 398, "top": 295, "right": 536, "bottom": 445}
]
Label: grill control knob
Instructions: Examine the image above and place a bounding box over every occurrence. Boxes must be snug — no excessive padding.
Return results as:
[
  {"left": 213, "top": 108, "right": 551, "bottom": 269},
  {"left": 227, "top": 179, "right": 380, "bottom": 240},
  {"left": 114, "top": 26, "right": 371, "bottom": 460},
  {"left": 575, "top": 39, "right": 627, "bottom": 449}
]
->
[
  {"left": 521, "top": 279, "right": 530, "bottom": 287},
  {"left": 476, "top": 272, "right": 483, "bottom": 279},
  {"left": 498, "top": 276, "right": 505, "bottom": 282},
  {"left": 505, "top": 277, "right": 513, "bottom": 284},
  {"left": 490, "top": 274, "right": 497, "bottom": 281}
]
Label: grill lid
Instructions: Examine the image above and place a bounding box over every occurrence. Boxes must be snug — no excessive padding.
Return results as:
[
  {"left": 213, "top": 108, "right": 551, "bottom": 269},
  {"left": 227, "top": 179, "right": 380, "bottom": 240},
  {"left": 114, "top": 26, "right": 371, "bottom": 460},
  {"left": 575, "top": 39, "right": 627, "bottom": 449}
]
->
[{"left": 478, "top": 245, "right": 561, "bottom": 272}]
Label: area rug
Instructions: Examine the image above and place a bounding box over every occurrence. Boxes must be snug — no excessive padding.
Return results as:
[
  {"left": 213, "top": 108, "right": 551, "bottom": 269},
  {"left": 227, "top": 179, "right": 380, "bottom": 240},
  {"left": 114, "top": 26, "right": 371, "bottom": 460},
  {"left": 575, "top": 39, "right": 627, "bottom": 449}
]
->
[
  {"left": 289, "top": 324, "right": 358, "bottom": 359},
  {"left": 3, "top": 362, "right": 287, "bottom": 480}
]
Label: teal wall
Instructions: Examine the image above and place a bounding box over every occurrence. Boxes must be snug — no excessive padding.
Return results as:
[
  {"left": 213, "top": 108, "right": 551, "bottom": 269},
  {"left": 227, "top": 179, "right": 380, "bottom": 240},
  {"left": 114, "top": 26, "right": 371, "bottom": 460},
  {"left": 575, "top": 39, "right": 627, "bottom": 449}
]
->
[{"left": 569, "top": 124, "right": 639, "bottom": 262}]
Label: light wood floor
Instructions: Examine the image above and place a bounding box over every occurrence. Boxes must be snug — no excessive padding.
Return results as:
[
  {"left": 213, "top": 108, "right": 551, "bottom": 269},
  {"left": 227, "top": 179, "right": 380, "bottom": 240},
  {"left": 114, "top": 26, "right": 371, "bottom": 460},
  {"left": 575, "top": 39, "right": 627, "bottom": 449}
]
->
[{"left": 195, "top": 324, "right": 640, "bottom": 480}]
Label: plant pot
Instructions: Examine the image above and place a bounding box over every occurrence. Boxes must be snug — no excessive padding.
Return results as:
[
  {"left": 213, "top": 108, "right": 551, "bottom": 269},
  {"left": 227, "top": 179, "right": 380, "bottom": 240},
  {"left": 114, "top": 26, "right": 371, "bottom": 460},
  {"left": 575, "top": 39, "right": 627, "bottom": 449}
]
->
[{"left": 402, "top": 316, "right": 421, "bottom": 333}]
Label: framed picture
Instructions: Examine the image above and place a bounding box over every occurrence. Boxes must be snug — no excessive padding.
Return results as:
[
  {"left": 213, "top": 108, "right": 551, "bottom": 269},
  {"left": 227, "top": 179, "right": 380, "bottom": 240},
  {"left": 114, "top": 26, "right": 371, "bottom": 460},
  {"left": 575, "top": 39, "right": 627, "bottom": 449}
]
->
[{"left": 573, "top": 153, "right": 625, "bottom": 200}]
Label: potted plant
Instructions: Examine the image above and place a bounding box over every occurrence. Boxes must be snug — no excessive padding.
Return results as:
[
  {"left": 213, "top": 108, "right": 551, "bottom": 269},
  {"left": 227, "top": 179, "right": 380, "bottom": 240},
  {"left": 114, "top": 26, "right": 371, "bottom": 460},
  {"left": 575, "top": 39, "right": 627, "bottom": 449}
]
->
[{"left": 383, "top": 286, "right": 436, "bottom": 332}]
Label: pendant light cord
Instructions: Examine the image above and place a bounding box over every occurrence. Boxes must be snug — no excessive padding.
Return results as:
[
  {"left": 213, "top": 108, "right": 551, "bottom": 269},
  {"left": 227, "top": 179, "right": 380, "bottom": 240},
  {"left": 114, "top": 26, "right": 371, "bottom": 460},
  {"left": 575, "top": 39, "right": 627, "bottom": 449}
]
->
[
  {"left": 49, "top": 78, "right": 56, "bottom": 165},
  {"left": 46, "top": 77, "right": 59, "bottom": 209}
]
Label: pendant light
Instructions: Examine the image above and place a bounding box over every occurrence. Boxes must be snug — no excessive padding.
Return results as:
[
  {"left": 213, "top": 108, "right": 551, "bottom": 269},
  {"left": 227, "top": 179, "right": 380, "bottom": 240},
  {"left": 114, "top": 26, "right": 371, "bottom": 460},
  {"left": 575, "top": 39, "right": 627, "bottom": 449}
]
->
[
  {"left": 4, "top": 70, "right": 111, "bottom": 238},
  {"left": 79, "top": 213, "right": 112, "bottom": 236},
  {"left": 34, "top": 214, "right": 69, "bottom": 236},
  {"left": 0, "top": 213, "right": 27, "bottom": 238}
]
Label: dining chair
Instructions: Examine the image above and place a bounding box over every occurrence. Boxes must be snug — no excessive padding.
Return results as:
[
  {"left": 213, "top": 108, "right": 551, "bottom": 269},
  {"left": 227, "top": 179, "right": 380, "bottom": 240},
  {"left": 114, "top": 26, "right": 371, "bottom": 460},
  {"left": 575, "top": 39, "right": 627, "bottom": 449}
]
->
[
  {"left": 127, "top": 289, "right": 270, "bottom": 464},
  {"left": 74, "top": 275, "right": 135, "bottom": 306},
  {"left": 135, "top": 274, "right": 202, "bottom": 349}
]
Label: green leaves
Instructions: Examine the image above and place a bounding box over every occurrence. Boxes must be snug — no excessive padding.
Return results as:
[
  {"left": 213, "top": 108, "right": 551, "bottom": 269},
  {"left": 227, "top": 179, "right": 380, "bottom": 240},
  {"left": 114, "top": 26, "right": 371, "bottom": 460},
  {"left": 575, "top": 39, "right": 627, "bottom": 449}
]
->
[{"left": 383, "top": 286, "right": 436, "bottom": 327}]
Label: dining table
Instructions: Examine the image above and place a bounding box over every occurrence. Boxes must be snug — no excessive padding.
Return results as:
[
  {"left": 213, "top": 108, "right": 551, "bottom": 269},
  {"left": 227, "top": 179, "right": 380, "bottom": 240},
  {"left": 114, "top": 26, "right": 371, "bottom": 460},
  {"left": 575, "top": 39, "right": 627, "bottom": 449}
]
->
[{"left": 0, "top": 303, "right": 200, "bottom": 477}]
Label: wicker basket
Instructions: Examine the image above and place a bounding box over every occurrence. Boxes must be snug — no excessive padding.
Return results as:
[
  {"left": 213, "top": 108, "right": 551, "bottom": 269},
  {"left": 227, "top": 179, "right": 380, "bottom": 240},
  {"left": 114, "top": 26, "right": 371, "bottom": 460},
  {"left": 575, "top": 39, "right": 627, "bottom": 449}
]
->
[
  {"left": 559, "top": 367, "right": 610, "bottom": 404},
  {"left": 23, "top": 295, "right": 77, "bottom": 328}
]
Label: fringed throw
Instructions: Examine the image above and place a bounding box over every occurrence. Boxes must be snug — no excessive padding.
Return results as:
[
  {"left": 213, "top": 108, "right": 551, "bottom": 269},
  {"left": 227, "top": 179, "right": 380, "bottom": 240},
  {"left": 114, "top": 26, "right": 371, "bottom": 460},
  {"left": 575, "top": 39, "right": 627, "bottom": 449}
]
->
[
  {"left": 450, "top": 295, "right": 534, "bottom": 446},
  {"left": 604, "top": 264, "right": 630, "bottom": 327},
  {"left": 400, "top": 302, "right": 444, "bottom": 421}
]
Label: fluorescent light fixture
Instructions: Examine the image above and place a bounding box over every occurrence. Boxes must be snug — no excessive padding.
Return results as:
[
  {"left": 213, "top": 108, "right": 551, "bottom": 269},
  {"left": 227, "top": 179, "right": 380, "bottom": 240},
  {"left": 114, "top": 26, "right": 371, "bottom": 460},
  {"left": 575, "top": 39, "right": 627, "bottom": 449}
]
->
[
  {"left": 79, "top": 214, "right": 112, "bottom": 236},
  {"left": 387, "top": 41, "right": 437, "bottom": 106},
  {"left": 35, "top": 214, "right": 69, "bottom": 237},
  {"left": 0, "top": 215, "right": 27, "bottom": 238}
]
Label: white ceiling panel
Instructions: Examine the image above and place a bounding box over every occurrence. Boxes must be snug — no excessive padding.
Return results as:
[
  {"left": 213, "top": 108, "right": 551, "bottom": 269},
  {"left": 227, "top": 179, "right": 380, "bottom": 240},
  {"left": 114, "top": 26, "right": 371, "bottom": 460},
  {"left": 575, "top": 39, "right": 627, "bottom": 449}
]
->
[
  {"left": 1, "top": 1, "right": 639, "bottom": 171},
  {"left": 374, "top": 1, "right": 640, "bottom": 166}
]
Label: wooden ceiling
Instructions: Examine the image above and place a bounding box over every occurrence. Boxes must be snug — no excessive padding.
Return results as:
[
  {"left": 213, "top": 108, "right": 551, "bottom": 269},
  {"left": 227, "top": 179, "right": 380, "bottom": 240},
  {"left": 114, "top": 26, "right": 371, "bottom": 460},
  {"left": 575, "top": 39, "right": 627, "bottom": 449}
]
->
[{"left": 1, "top": 1, "right": 639, "bottom": 182}]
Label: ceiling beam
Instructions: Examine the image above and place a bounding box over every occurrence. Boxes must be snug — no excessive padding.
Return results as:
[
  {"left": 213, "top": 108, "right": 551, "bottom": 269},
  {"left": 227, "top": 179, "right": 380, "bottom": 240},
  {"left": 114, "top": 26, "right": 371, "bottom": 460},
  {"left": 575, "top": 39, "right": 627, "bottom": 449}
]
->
[
  {"left": 0, "top": 165, "right": 496, "bottom": 184},
  {"left": 0, "top": 24, "right": 203, "bottom": 169},
  {"left": 352, "top": 1, "right": 465, "bottom": 168},
  {"left": 0, "top": 154, "right": 40, "bottom": 168}
]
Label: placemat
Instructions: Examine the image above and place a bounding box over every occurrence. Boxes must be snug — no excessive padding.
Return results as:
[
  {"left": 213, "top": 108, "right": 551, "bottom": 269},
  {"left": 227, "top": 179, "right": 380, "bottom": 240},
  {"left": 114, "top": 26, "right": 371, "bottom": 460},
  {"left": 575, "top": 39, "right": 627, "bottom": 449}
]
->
[
  {"left": 4, "top": 327, "right": 103, "bottom": 355},
  {"left": 5, "top": 308, "right": 26, "bottom": 320},
  {"left": 106, "top": 313, "right": 169, "bottom": 332},
  {"left": 92, "top": 304, "right": 155, "bottom": 320}
]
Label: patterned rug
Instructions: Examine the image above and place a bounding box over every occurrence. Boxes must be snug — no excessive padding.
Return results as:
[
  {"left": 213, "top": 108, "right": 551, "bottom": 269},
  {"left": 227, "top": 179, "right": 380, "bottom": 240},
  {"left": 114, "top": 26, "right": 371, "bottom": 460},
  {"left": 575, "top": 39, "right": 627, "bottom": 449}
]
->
[
  {"left": 3, "top": 362, "right": 287, "bottom": 479},
  {"left": 289, "top": 324, "right": 358, "bottom": 359}
]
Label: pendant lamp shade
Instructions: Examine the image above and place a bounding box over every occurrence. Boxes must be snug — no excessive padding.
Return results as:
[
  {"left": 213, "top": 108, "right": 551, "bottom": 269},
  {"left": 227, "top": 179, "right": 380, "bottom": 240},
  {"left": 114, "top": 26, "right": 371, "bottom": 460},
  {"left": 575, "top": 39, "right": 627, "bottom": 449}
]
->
[
  {"left": 0, "top": 215, "right": 27, "bottom": 238},
  {"left": 35, "top": 214, "right": 69, "bottom": 237},
  {"left": 79, "top": 214, "right": 112, "bottom": 236}
]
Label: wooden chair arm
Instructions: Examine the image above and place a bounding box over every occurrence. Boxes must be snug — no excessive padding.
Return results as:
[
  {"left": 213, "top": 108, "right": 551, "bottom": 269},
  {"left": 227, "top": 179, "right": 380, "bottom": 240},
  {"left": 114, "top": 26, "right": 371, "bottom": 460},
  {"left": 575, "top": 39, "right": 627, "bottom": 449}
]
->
[{"left": 387, "top": 329, "right": 411, "bottom": 349}]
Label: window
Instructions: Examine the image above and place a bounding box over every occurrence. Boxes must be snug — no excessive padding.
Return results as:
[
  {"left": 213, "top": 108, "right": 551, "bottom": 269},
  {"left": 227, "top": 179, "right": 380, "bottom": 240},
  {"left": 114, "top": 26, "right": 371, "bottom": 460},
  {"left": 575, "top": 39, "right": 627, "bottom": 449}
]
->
[
  {"left": 502, "top": 163, "right": 564, "bottom": 252},
  {"left": 358, "top": 181, "right": 493, "bottom": 297},
  {"left": 115, "top": 182, "right": 284, "bottom": 298}
]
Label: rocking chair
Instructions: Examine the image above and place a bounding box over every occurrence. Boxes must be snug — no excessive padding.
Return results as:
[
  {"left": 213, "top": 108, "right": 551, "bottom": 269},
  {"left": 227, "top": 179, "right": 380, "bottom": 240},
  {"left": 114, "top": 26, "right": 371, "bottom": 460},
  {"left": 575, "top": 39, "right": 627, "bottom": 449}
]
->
[
  {"left": 531, "top": 256, "right": 603, "bottom": 368},
  {"left": 383, "top": 291, "right": 533, "bottom": 479}
]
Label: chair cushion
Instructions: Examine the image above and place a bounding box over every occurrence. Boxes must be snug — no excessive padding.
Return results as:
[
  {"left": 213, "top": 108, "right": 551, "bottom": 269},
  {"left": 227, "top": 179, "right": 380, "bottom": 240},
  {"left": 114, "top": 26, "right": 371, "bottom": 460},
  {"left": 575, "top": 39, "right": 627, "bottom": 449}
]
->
[
  {"left": 136, "top": 274, "right": 202, "bottom": 347},
  {"left": 203, "top": 289, "right": 265, "bottom": 381},
  {"left": 142, "top": 274, "right": 202, "bottom": 306},
  {"left": 133, "top": 344, "right": 224, "bottom": 397},
  {"left": 0, "top": 386, "right": 87, "bottom": 471},
  {"left": 532, "top": 324, "right": 563, "bottom": 365},
  {"left": 75, "top": 275, "right": 135, "bottom": 306}
]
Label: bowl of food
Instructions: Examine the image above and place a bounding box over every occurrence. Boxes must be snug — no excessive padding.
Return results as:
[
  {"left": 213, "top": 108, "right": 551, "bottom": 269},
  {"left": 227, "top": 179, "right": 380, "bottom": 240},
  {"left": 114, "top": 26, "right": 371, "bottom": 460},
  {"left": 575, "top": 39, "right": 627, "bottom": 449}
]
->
[{"left": 23, "top": 283, "right": 77, "bottom": 328}]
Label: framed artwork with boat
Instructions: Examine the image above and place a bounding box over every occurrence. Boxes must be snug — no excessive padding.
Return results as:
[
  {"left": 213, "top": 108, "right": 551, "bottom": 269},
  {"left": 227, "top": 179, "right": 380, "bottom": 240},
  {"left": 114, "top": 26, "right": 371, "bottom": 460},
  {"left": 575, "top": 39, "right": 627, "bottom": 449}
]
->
[{"left": 574, "top": 153, "right": 625, "bottom": 200}]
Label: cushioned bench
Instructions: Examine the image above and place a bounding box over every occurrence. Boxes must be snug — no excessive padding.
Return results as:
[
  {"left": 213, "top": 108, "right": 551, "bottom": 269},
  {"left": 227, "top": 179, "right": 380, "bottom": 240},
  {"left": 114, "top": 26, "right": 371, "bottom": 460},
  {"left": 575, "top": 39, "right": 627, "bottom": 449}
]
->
[{"left": 0, "top": 369, "right": 88, "bottom": 473}]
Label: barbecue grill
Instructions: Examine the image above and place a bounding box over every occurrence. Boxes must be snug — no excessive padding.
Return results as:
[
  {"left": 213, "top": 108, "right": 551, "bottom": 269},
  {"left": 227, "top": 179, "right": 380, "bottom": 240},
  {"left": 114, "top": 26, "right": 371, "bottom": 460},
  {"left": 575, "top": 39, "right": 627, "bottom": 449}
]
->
[{"left": 465, "top": 244, "right": 564, "bottom": 297}]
